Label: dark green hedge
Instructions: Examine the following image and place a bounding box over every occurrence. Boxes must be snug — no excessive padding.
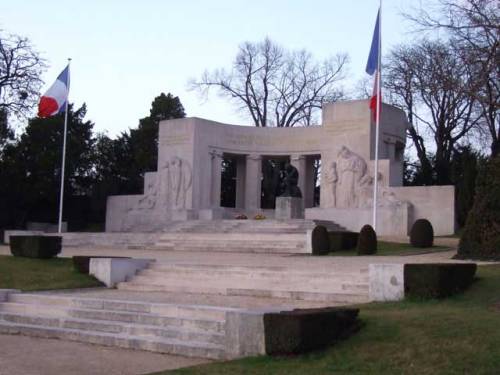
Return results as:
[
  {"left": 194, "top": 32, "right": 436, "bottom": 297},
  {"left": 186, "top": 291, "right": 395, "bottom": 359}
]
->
[
  {"left": 263, "top": 307, "right": 360, "bottom": 355},
  {"left": 328, "top": 231, "right": 359, "bottom": 252},
  {"left": 404, "top": 263, "right": 477, "bottom": 299},
  {"left": 10, "top": 235, "right": 61, "bottom": 259},
  {"left": 457, "top": 155, "right": 500, "bottom": 260},
  {"left": 311, "top": 225, "right": 330, "bottom": 255},
  {"left": 357, "top": 225, "right": 377, "bottom": 255}
]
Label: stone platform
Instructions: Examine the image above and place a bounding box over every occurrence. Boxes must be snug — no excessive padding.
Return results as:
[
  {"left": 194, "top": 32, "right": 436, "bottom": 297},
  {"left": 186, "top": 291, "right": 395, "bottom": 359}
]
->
[{"left": 6, "top": 219, "right": 345, "bottom": 254}]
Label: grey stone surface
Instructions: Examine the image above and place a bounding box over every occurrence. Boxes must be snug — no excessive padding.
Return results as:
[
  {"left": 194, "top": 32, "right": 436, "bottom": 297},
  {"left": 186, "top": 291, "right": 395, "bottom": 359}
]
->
[
  {"left": 26, "top": 221, "right": 68, "bottom": 233},
  {"left": 275, "top": 197, "right": 305, "bottom": 219},
  {"left": 369, "top": 263, "right": 405, "bottom": 301},
  {"left": 105, "top": 100, "right": 455, "bottom": 236},
  {"left": 89, "top": 258, "right": 154, "bottom": 287},
  {"left": 225, "top": 310, "right": 266, "bottom": 358},
  {"left": 0, "top": 290, "right": 20, "bottom": 302}
]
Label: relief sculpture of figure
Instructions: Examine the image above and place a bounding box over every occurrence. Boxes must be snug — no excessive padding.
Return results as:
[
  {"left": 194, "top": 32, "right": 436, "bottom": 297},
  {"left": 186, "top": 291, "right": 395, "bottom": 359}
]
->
[
  {"left": 136, "top": 178, "right": 158, "bottom": 210},
  {"left": 167, "top": 156, "right": 192, "bottom": 209},
  {"left": 336, "top": 146, "right": 368, "bottom": 208},
  {"left": 323, "top": 161, "right": 338, "bottom": 207}
]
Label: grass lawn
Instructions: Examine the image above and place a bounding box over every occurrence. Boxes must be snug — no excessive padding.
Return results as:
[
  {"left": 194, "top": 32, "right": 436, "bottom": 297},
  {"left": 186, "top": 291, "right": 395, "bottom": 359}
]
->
[
  {"left": 329, "top": 241, "right": 450, "bottom": 256},
  {"left": 154, "top": 265, "right": 500, "bottom": 375},
  {"left": 0, "top": 255, "right": 103, "bottom": 291}
]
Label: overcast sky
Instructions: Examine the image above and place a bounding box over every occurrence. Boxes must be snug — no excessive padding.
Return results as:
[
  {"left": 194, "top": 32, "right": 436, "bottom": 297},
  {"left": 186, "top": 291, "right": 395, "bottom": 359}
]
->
[{"left": 2, "top": 0, "right": 424, "bottom": 137}]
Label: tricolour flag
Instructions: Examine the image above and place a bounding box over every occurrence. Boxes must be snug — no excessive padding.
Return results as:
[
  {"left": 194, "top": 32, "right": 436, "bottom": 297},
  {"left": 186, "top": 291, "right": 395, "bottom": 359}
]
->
[
  {"left": 38, "top": 65, "right": 70, "bottom": 118},
  {"left": 366, "top": 9, "right": 380, "bottom": 119}
]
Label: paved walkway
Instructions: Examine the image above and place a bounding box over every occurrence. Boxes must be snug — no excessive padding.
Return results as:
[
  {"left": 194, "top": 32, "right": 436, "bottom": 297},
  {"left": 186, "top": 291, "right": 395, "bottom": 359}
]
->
[{"left": 0, "top": 334, "right": 209, "bottom": 375}]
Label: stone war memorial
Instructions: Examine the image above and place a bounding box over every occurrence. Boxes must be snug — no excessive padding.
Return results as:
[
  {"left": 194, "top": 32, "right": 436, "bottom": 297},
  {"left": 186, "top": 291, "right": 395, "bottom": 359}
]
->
[
  {"left": 107, "top": 99, "right": 455, "bottom": 236},
  {"left": 1, "top": 100, "right": 469, "bottom": 363}
]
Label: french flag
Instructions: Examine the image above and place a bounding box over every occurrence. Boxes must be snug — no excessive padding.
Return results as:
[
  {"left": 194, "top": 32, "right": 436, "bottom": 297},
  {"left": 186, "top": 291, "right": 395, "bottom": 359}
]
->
[
  {"left": 366, "top": 9, "right": 380, "bottom": 120},
  {"left": 38, "top": 65, "right": 70, "bottom": 118}
]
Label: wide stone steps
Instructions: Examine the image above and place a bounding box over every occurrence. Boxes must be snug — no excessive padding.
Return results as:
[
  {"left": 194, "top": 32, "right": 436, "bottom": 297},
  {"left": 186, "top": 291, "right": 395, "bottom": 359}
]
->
[
  {"left": 154, "top": 232, "right": 308, "bottom": 253},
  {"left": 118, "top": 263, "right": 370, "bottom": 304},
  {"left": 0, "top": 321, "right": 225, "bottom": 359},
  {"left": 118, "top": 283, "right": 369, "bottom": 304},
  {"left": 0, "top": 293, "right": 229, "bottom": 359}
]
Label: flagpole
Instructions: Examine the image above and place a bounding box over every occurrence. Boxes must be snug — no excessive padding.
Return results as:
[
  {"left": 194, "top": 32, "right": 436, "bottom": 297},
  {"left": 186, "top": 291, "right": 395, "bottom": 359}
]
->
[
  {"left": 372, "top": 1, "right": 382, "bottom": 231},
  {"left": 58, "top": 58, "right": 71, "bottom": 234}
]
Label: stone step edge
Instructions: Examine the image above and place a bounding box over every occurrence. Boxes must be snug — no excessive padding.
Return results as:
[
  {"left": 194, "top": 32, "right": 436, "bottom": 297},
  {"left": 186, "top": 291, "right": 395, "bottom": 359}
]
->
[
  {"left": 9, "top": 293, "right": 244, "bottom": 315},
  {"left": 0, "top": 321, "right": 226, "bottom": 359},
  {"left": 0, "top": 302, "right": 225, "bottom": 329},
  {"left": 118, "top": 283, "right": 369, "bottom": 301},
  {"left": 148, "top": 263, "right": 369, "bottom": 274},
  {"left": 0, "top": 311, "right": 225, "bottom": 341}
]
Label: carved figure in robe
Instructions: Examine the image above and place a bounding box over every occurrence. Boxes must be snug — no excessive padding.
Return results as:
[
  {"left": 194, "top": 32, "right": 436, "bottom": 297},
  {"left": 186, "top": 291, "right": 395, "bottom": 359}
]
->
[
  {"left": 168, "top": 156, "right": 192, "bottom": 209},
  {"left": 323, "top": 161, "right": 338, "bottom": 207},
  {"left": 336, "top": 146, "right": 368, "bottom": 208}
]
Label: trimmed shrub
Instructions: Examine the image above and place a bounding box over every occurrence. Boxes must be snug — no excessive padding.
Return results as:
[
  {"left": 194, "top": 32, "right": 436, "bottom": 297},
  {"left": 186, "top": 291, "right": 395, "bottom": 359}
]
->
[
  {"left": 404, "top": 263, "right": 477, "bottom": 299},
  {"left": 311, "top": 225, "right": 330, "bottom": 255},
  {"left": 328, "top": 231, "right": 359, "bottom": 252},
  {"left": 73, "top": 256, "right": 131, "bottom": 274},
  {"left": 263, "top": 307, "right": 360, "bottom": 355},
  {"left": 457, "top": 155, "right": 500, "bottom": 260},
  {"left": 10, "top": 235, "right": 61, "bottom": 259},
  {"left": 410, "top": 219, "right": 434, "bottom": 248},
  {"left": 357, "top": 225, "right": 377, "bottom": 255}
]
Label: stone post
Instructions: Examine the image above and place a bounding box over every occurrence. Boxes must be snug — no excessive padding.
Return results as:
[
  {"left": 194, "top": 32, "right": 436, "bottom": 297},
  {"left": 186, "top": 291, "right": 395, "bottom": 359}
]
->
[
  {"left": 245, "top": 154, "right": 262, "bottom": 211},
  {"left": 210, "top": 150, "right": 223, "bottom": 208},
  {"left": 235, "top": 157, "right": 246, "bottom": 208}
]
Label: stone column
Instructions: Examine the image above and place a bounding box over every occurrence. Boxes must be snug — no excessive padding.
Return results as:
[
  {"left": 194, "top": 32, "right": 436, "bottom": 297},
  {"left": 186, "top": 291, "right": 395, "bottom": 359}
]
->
[
  {"left": 245, "top": 154, "right": 262, "bottom": 210},
  {"left": 304, "top": 156, "right": 316, "bottom": 208},
  {"left": 290, "top": 154, "right": 306, "bottom": 199},
  {"left": 235, "top": 156, "right": 246, "bottom": 208},
  {"left": 210, "top": 150, "right": 223, "bottom": 208}
]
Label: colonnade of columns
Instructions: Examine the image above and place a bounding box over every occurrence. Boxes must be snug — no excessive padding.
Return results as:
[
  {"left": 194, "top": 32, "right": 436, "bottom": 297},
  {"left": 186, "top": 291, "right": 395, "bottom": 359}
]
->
[{"left": 209, "top": 150, "right": 317, "bottom": 211}]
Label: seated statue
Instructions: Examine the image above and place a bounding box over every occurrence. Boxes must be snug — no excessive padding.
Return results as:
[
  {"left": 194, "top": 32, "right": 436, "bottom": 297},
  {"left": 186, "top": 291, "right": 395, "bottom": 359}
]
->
[{"left": 280, "top": 162, "right": 302, "bottom": 198}]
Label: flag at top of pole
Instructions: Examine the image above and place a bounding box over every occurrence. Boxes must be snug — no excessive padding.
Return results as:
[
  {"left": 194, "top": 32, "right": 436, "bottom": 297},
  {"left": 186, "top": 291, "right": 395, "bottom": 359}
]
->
[
  {"left": 37, "top": 60, "right": 72, "bottom": 233},
  {"left": 38, "top": 64, "right": 70, "bottom": 118},
  {"left": 366, "top": 5, "right": 382, "bottom": 231},
  {"left": 366, "top": 8, "right": 381, "bottom": 120}
]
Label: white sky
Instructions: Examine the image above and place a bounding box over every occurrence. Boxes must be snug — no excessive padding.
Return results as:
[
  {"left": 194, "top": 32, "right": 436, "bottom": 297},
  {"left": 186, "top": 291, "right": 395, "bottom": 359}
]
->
[{"left": 2, "top": 0, "right": 424, "bottom": 137}]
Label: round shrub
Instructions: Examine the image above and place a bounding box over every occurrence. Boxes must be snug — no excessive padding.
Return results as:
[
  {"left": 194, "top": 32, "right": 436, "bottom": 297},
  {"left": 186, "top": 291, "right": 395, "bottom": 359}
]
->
[
  {"left": 410, "top": 219, "right": 434, "bottom": 248},
  {"left": 357, "top": 225, "right": 377, "bottom": 255},
  {"left": 311, "top": 225, "right": 330, "bottom": 256}
]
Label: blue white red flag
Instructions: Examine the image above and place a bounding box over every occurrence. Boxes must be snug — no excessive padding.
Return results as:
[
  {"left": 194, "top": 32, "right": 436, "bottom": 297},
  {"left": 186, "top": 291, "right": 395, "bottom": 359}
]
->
[
  {"left": 366, "top": 9, "right": 380, "bottom": 119},
  {"left": 38, "top": 65, "right": 70, "bottom": 118}
]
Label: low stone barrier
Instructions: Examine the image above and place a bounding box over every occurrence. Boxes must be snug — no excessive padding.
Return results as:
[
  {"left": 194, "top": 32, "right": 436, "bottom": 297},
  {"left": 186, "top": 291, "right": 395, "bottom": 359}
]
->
[
  {"left": 369, "top": 263, "right": 477, "bottom": 301},
  {"left": 89, "top": 258, "right": 154, "bottom": 287}
]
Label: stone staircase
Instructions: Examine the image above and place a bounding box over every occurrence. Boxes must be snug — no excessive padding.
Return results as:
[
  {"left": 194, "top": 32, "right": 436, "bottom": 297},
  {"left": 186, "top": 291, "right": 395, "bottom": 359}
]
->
[
  {"left": 0, "top": 293, "right": 232, "bottom": 359},
  {"left": 118, "top": 263, "right": 370, "bottom": 304},
  {"left": 153, "top": 219, "right": 344, "bottom": 254},
  {"left": 40, "top": 219, "right": 345, "bottom": 253}
]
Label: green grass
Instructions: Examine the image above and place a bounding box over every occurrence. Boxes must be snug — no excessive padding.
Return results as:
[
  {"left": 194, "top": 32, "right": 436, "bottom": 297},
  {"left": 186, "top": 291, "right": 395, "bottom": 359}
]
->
[
  {"left": 153, "top": 265, "right": 500, "bottom": 375},
  {"left": 0, "top": 255, "right": 103, "bottom": 291},
  {"left": 329, "top": 241, "right": 450, "bottom": 256}
]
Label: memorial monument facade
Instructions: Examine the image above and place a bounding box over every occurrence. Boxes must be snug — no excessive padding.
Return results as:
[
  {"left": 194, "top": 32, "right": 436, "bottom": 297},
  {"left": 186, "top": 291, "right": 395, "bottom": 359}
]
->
[{"left": 106, "top": 100, "right": 455, "bottom": 236}]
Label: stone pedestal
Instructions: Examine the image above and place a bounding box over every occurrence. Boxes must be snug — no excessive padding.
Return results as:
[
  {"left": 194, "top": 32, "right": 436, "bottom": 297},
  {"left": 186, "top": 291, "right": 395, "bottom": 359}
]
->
[
  {"left": 171, "top": 210, "right": 197, "bottom": 221},
  {"left": 275, "top": 197, "right": 304, "bottom": 219}
]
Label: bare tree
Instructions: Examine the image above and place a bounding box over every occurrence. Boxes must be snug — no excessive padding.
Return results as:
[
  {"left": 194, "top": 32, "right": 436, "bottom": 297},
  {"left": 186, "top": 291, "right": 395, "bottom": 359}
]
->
[
  {"left": 404, "top": 0, "right": 499, "bottom": 156},
  {"left": 385, "top": 39, "right": 481, "bottom": 184},
  {"left": 0, "top": 31, "right": 46, "bottom": 121},
  {"left": 191, "top": 38, "right": 348, "bottom": 127}
]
